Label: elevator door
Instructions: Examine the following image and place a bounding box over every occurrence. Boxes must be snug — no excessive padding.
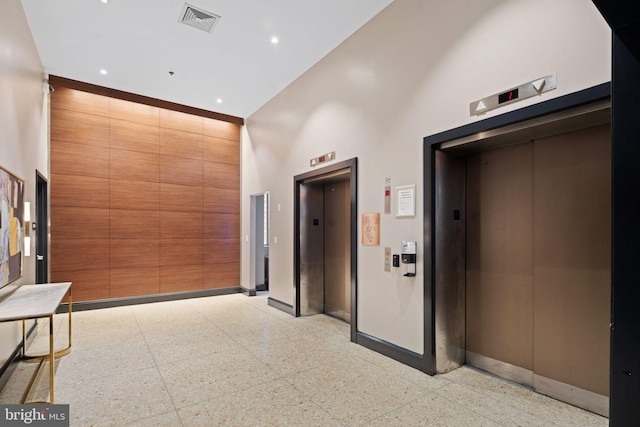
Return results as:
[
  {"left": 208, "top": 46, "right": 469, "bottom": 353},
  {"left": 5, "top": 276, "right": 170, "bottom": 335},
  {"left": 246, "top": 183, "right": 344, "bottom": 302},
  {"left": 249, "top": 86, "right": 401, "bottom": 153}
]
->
[
  {"left": 324, "top": 179, "right": 351, "bottom": 323},
  {"left": 466, "top": 142, "right": 534, "bottom": 373},
  {"left": 299, "top": 182, "right": 324, "bottom": 316},
  {"left": 466, "top": 124, "right": 611, "bottom": 408},
  {"left": 298, "top": 174, "right": 351, "bottom": 323}
]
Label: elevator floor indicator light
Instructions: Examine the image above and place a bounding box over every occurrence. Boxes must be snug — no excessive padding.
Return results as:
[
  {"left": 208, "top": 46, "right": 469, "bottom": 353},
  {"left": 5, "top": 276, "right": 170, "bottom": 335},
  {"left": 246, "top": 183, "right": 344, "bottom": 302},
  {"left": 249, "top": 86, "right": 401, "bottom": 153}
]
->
[
  {"left": 310, "top": 151, "right": 336, "bottom": 167},
  {"left": 498, "top": 88, "right": 519, "bottom": 104},
  {"left": 470, "top": 73, "right": 556, "bottom": 116}
]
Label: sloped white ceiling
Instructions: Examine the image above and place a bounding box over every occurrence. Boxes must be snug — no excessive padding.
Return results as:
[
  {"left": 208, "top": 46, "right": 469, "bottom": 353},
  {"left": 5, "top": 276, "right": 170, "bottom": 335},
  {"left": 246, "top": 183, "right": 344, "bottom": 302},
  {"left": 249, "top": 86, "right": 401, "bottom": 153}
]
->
[{"left": 21, "top": 0, "right": 393, "bottom": 118}]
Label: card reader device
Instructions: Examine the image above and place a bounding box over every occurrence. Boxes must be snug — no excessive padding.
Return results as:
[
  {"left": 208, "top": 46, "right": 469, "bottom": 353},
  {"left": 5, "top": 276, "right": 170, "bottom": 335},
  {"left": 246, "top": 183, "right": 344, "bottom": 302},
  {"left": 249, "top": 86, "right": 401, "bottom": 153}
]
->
[{"left": 401, "top": 241, "right": 417, "bottom": 277}]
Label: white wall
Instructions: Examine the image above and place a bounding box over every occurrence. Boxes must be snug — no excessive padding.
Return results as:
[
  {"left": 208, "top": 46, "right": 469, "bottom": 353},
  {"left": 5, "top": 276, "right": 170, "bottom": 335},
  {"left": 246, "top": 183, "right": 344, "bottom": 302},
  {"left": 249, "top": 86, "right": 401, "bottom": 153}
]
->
[
  {"left": 243, "top": 0, "right": 611, "bottom": 354},
  {"left": 0, "top": 0, "right": 47, "bottom": 367}
]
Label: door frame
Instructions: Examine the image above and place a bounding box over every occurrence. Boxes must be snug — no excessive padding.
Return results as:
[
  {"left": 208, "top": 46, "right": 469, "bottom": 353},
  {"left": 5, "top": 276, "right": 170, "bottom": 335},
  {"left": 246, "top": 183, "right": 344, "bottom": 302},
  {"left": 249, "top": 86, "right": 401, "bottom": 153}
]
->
[
  {"left": 249, "top": 192, "right": 269, "bottom": 295},
  {"left": 294, "top": 158, "right": 357, "bottom": 342},
  {"left": 35, "top": 171, "right": 48, "bottom": 284}
]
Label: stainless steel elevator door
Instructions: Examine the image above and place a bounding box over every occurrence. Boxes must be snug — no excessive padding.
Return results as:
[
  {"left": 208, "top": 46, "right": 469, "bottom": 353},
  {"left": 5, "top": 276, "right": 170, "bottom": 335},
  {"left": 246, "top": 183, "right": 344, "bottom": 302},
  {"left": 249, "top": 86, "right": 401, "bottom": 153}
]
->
[
  {"left": 465, "top": 124, "right": 611, "bottom": 406},
  {"left": 434, "top": 151, "right": 466, "bottom": 373},
  {"left": 324, "top": 179, "right": 351, "bottom": 323},
  {"left": 299, "top": 182, "right": 325, "bottom": 316},
  {"left": 299, "top": 176, "right": 352, "bottom": 322}
]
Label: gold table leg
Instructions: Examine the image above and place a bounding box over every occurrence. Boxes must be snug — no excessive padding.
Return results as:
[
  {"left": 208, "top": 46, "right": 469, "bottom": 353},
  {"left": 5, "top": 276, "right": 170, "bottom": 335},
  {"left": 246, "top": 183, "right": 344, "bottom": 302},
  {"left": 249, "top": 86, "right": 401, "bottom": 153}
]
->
[
  {"left": 20, "top": 287, "right": 73, "bottom": 404},
  {"left": 49, "top": 314, "right": 54, "bottom": 404},
  {"left": 22, "top": 319, "right": 26, "bottom": 357}
]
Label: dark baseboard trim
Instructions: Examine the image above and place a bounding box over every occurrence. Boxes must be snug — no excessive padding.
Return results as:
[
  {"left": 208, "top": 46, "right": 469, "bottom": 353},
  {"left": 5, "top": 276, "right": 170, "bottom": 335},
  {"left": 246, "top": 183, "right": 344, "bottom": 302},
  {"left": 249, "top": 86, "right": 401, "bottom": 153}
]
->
[
  {"left": 0, "top": 321, "right": 37, "bottom": 388},
  {"left": 57, "top": 287, "right": 242, "bottom": 313},
  {"left": 356, "top": 331, "right": 425, "bottom": 372},
  {"left": 256, "top": 284, "right": 267, "bottom": 292},
  {"left": 240, "top": 286, "right": 257, "bottom": 297},
  {"left": 267, "top": 297, "right": 294, "bottom": 315}
]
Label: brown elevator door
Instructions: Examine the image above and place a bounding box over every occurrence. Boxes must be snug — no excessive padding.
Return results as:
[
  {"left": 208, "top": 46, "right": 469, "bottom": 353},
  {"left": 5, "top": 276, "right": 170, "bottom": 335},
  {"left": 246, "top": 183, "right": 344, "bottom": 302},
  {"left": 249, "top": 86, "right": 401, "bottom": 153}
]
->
[
  {"left": 466, "top": 143, "right": 534, "bottom": 372},
  {"left": 466, "top": 124, "right": 611, "bottom": 398},
  {"left": 533, "top": 124, "right": 611, "bottom": 396}
]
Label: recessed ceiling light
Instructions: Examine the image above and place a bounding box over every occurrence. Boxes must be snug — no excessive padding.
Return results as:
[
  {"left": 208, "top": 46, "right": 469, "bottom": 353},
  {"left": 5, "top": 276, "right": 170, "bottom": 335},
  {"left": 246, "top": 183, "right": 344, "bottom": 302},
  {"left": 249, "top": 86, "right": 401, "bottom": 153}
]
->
[
  {"left": 216, "top": 98, "right": 222, "bottom": 104},
  {"left": 271, "top": 36, "right": 279, "bottom": 44},
  {"left": 100, "top": 69, "right": 107, "bottom": 75},
  {"left": 100, "top": 0, "right": 109, "bottom": 3}
]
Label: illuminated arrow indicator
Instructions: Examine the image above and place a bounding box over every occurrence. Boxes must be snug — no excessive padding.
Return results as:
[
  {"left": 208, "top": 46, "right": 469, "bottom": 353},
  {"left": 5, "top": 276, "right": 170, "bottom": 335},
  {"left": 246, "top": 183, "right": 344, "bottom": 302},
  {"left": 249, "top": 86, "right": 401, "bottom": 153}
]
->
[
  {"left": 475, "top": 100, "right": 488, "bottom": 113},
  {"left": 532, "top": 78, "right": 546, "bottom": 93}
]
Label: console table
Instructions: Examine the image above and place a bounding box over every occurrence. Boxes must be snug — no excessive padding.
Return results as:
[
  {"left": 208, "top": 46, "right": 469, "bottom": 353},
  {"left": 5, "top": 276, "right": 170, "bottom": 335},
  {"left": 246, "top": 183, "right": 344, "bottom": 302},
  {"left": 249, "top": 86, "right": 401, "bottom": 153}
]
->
[{"left": 0, "top": 282, "right": 72, "bottom": 404}]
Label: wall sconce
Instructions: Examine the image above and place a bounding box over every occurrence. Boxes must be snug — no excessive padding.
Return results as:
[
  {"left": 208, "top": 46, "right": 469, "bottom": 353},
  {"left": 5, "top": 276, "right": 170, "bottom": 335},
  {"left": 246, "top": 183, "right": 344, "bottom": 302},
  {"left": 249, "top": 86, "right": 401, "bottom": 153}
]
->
[{"left": 24, "top": 202, "right": 30, "bottom": 257}]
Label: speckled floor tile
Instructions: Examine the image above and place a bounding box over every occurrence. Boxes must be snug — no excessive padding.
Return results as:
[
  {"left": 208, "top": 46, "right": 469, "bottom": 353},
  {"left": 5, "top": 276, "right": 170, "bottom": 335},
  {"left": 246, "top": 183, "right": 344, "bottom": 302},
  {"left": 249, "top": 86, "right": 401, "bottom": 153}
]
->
[
  {"left": 366, "top": 393, "right": 500, "bottom": 427},
  {"left": 285, "top": 358, "right": 430, "bottom": 425},
  {"left": 144, "top": 327, "right": 241, "bottom": 364},
  {"left": 0, "top": 361, "right": 42, "bottom": 399},
  {"left": 122, "top": 410, "right": 183, "bottom": 426},
  {"left": 244, "top": 334, "right": 353, "bottom": 376},
  {"left": 435, "top": 382, "right": 555, "bottom": 426},
  {"left": 48, "top": 308, "right": 141, "bottom": 351},
  {"left": 368, "top": 358, "right": 451, "bottom": 392},
  {"left": 158, "top": 347, "right": 280, "bottom": 408},
  {"left": 131, "top": 300, "right": 203, "bottom": 320},
  {"left": 215, "top": 316, "right": 301, "bottom": 346},
  {"left": 329, "top": 339, "right": 450, "bottom": 392},
  {"left": 441, "top": 367, "right": 608, "bottom": 426},
  {"left": 186, "top": 300, "right": 244, "bottom": 317},
  {"left": 249, "top": 301, "right": 293, "bottom": 320},
  {"left": 0, "top": 293, "right": 611, "bottom": 426},
  {"left": 133, "top": 307, "right": 215, "bottom": 338},
  {"left": 55, "top": 338, "right": 156, "bottom": 383},
  {"left": 0, "top": 358, "right": 63, "bottom": 404},
  {"left": 281, "top": 315, "right": 350, "bottom": 340},
  {"left": 178, "top": 379, "right": 341, "bottom": 427},
  {"left": 64, "top": 326, "right": 141, "bottom": 351},
  {"left": 197, "top": 304, "right": 276, "bottom": 327},
  {"left": 518, "top": 395, "right": 609, "bottom": 427},
  {"left": 56, "top": 366, "right": 174, "bottom": 427},
  {"left": 284, "top": 313, "right": 351, "bottom": 339},
  {"left": 0, "top": 393, "right": 22, "bottom": 404}
]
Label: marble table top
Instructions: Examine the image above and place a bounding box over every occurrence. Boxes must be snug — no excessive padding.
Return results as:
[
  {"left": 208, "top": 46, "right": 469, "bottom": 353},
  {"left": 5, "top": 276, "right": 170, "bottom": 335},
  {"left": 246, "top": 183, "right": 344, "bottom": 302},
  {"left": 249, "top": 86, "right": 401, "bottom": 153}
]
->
[{"left": 0, "top": 282, "right": 71, "bottom": 322}]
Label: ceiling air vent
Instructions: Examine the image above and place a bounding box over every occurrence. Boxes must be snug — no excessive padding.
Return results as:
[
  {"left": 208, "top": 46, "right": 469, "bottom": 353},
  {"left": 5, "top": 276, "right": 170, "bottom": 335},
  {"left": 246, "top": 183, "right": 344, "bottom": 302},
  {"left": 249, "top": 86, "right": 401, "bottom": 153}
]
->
[{"left": 179, "top": 3, "right": 220, "bottom": 33}]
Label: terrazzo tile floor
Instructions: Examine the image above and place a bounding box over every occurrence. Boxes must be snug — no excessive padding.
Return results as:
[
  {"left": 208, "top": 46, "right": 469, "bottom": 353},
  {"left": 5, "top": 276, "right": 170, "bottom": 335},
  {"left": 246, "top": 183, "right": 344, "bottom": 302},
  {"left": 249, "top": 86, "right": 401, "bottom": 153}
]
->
[{"left": 0, "top": 292, "right": 609, "bottom": 426}]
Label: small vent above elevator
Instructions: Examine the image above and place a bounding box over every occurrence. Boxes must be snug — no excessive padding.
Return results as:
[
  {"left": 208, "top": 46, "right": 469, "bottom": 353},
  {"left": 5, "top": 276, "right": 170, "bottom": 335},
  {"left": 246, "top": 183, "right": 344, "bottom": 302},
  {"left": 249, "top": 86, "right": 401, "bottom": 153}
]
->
[{"left": 179, "top": 3, "right": 220, "bottom": 33}]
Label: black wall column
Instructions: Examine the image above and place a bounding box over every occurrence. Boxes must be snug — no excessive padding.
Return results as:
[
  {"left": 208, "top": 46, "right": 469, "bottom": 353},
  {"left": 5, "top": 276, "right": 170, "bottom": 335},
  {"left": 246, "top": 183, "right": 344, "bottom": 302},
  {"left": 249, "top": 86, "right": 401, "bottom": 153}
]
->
[
  {"left": 610, "top": 29, "right": 640, "bottom": 426},
  {"left": 590, "top": 2, "right": 640, "bottom": 423}
]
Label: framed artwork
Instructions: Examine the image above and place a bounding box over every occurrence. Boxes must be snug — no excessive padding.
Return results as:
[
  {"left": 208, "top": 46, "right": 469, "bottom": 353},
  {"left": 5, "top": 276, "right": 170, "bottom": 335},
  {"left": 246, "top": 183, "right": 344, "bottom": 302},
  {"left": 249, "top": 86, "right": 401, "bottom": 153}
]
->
[{"left": 0, "top": 166, "right": 24, "bottom": 287}]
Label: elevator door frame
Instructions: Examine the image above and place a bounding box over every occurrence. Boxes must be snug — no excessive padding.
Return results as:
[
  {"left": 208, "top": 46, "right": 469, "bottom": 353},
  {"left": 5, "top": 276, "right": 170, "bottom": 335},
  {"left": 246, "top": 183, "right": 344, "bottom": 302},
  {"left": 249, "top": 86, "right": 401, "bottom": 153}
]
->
[
  {"left": 36, "top": 170, "right": 48, "bottom": 284},
  {"left": 249, "top": 192, "right": 269, "bottom": 293},
  {"left": 422, "top": 83, "right": 611, "bottom": 376},
  {"left": 294, "top": 158, "right": 358, "bottom": 342}
]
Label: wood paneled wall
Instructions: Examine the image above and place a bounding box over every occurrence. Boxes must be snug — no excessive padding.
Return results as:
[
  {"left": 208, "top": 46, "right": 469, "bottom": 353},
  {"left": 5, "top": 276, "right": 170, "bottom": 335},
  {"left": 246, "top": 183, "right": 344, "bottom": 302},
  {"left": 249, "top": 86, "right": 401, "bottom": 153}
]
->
[{"left": 50, "top": 86, "right": 240, "bottom": 302}]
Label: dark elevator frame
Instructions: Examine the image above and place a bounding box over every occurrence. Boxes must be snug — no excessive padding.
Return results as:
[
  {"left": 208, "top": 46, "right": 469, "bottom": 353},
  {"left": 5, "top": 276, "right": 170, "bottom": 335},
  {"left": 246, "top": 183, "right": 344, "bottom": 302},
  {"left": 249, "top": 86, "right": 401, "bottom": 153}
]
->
[
  {"left": 589, "top": 2, "right": 640, "bottom": 424},
  {"left": 294, "top": 158, "right": 358, "bottom": 342},
  {"left": 35, "top": 171, "right": 48, "bottom": 284}
]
